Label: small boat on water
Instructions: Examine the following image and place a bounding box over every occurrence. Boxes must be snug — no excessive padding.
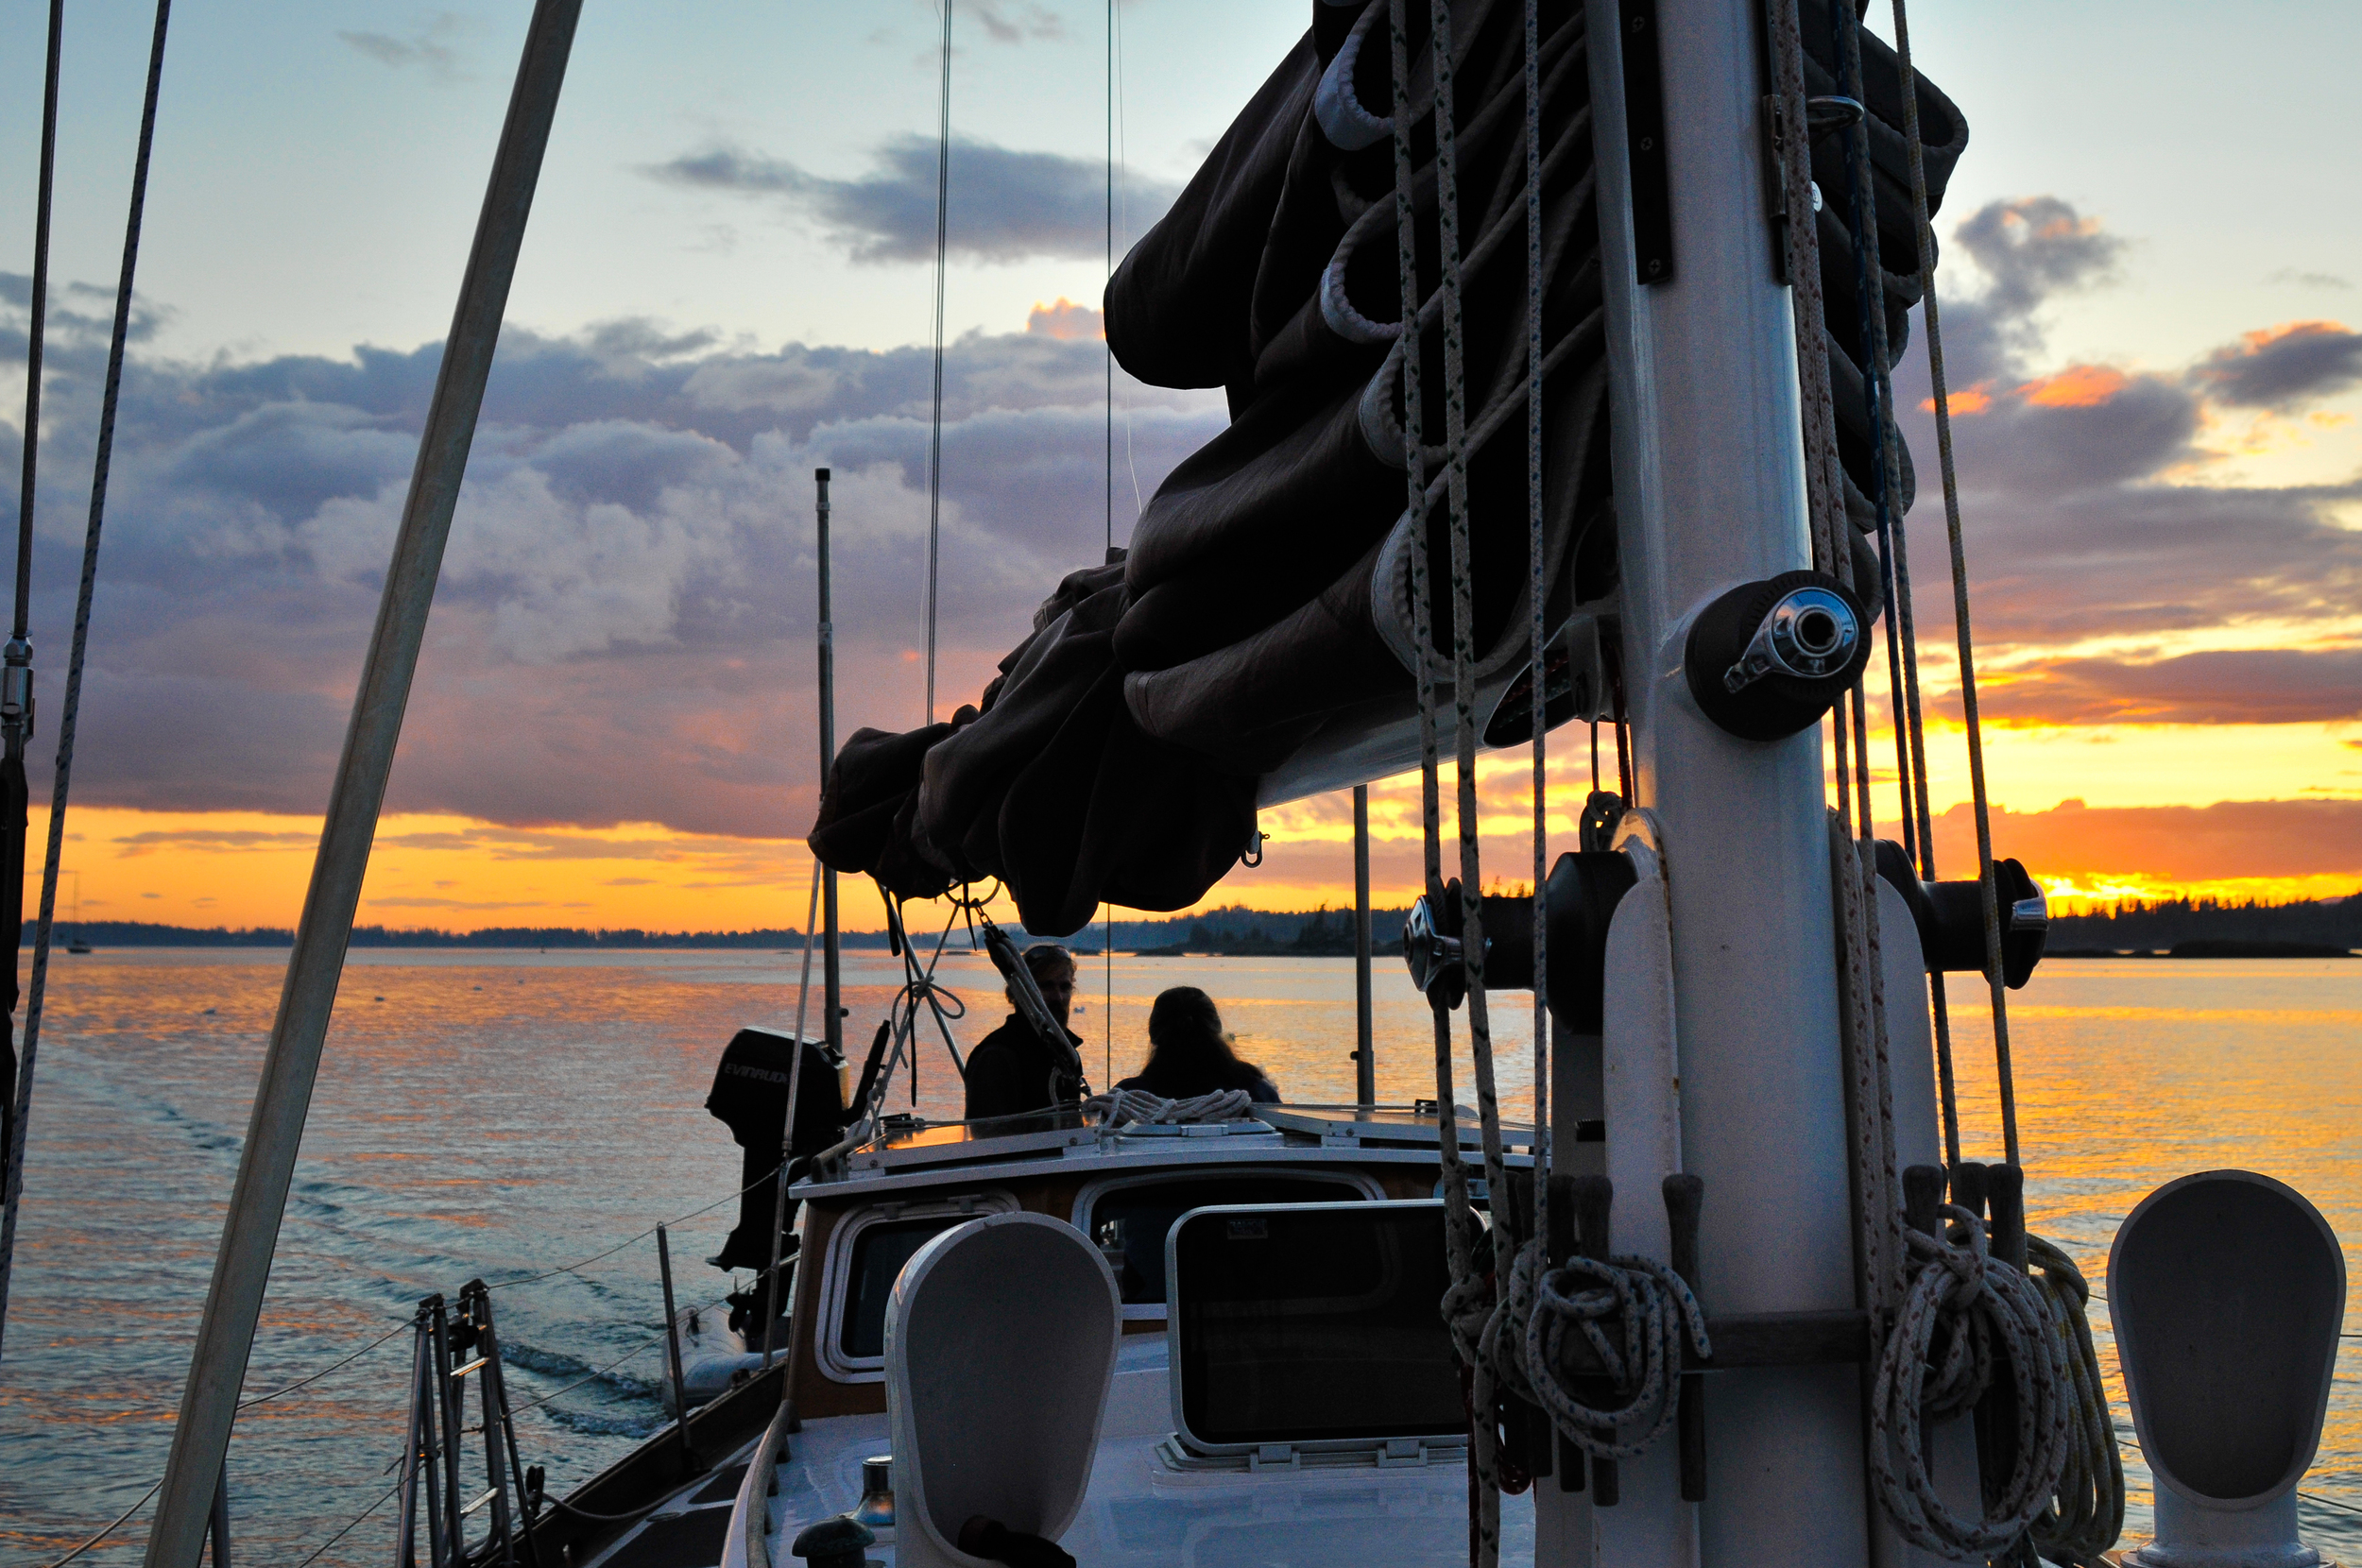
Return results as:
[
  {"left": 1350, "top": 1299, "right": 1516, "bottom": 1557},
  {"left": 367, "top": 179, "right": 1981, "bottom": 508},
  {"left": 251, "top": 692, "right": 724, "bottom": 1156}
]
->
[{"left": 2, "top": 0, "right": 2347, "bottom": 1563}]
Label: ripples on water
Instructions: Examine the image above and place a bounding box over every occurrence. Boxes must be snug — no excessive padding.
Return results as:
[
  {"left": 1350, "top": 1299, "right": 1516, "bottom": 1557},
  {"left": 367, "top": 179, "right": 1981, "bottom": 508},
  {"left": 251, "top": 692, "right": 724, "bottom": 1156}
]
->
[{"left": 0, "top": 949, "right": 2354, "bottom": 1561}]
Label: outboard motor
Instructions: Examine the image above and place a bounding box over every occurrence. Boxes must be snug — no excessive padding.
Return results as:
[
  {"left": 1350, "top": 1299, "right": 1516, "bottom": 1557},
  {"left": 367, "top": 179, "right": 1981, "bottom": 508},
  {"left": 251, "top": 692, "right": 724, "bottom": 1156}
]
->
[
  {"left": 704, "top": 1026, "right": 847, "bottom": 1274},
  {"left": 2111, "top": 1170, "right": 2346, "bottom": 1567}
]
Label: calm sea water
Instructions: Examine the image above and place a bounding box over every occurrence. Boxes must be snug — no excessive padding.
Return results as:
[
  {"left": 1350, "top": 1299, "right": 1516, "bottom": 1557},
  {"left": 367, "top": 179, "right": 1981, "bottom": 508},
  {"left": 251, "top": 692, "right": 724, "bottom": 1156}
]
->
[{"left": 0, "top": 947, "right": 2355, "bottom": 1563}]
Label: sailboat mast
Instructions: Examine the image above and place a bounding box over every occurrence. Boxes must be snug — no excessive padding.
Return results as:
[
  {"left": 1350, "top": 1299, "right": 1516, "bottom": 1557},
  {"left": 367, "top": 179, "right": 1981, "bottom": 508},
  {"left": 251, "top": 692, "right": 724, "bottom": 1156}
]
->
[
  {"left": 141, "top": 5, "right": 584, "bottom": 1562},
  {"left": 815, "top": 469, "right": 841, "bottom": 1056},
  {"left": 1562, "top": 0, "right": 1868, "bottom": 1559}
]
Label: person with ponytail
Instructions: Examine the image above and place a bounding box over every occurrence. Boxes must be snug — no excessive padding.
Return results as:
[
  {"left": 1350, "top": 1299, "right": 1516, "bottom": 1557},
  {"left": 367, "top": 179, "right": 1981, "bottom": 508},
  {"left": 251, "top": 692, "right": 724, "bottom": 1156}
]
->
[{"left": 1117, "top": 986, "right": 1280, "bottom": 1104}]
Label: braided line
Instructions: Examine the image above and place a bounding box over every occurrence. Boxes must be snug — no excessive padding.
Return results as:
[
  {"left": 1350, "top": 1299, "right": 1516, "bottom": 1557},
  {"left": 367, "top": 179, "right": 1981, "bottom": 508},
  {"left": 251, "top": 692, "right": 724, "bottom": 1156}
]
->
[
  {"left": 1512, "top": 1238, "right": 1711, "bottom": 1462},
  {"left": 1869, "top": 1210, "right": 2073, "bottom": 1558}
]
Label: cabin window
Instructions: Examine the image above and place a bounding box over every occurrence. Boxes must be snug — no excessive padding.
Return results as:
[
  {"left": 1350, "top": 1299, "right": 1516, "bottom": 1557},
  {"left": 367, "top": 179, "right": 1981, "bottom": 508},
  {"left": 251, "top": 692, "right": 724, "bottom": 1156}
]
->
[
  {"left": 1170, "top": 1200, "right": 1463, "bottom": 1451},
  {"left": 1074, "top": 1170, "right": 1376, "bottom": 1311},
  {"left": 819, "top": 1191, "right": 1018, "bottom": 1380},
  {"left": 839, "top": 1217, "right": 963, "bottom": 1359}
]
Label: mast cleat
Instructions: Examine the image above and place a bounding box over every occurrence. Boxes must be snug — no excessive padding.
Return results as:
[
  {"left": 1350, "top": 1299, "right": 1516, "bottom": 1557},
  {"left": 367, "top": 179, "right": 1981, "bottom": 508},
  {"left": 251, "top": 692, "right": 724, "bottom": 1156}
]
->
[{"left": 1683, "top": 570, "right": 1872, "bottom": 741}]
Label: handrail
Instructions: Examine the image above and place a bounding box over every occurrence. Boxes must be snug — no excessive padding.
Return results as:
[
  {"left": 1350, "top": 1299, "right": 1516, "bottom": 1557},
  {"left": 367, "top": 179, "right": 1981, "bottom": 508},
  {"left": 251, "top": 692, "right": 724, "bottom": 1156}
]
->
[{"left": 725, "top": 1396, "right": 796, "bottom": 1568}]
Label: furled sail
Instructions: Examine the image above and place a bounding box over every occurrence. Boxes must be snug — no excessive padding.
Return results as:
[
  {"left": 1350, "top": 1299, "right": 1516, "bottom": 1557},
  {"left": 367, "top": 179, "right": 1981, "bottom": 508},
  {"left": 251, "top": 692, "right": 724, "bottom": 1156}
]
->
[{"left": 811, "top": 0, "right": 1964, "bottom": 937}]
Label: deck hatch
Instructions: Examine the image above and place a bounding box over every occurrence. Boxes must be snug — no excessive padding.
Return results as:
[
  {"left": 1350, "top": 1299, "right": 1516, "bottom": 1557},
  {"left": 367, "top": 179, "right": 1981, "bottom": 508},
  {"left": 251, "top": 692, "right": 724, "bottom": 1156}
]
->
[{"left": 1165, "top": 1200, "right": 1462, "bottom": 1453}]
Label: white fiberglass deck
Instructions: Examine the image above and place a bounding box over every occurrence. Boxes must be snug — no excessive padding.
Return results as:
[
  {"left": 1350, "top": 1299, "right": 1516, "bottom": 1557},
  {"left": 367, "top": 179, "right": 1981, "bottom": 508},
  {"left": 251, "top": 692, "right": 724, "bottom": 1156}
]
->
[{"left": 758, "top": 1338, "right": 1534, "bottom": 1568}]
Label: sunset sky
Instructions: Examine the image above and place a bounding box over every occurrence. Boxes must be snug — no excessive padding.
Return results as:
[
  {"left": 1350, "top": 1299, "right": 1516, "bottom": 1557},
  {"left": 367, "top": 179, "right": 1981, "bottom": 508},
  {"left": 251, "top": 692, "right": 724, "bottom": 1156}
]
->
[{"left": 3, "top": 0, "right": 2360, "bottom": 934}]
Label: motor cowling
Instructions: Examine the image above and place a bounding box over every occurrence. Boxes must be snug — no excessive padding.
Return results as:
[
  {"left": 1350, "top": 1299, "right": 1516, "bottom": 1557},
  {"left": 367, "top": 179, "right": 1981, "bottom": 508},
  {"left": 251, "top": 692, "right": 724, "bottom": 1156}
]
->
[{"left": 706, "top": 1027, "right": 848, "bottom": 1272}]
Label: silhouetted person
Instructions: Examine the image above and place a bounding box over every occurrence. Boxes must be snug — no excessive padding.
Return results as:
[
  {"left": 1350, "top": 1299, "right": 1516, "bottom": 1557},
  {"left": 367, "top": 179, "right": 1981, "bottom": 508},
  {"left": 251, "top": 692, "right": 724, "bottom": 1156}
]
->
[
  {"left": 1118, "top": 986, "right": 1279, "bottom": 1103},
  {"left": 965, "top": 944, "right": 1085, "bottom": 1123}
]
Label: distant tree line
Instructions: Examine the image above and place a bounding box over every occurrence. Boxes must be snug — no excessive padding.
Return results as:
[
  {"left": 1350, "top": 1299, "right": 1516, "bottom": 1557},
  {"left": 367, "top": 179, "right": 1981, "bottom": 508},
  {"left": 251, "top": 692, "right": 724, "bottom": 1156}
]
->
[
  {"left": 21, "top": 920, "right": 818, "bottom": 949},
  {"left": 34, "top": 894, "right": 2360, "bottom": 957},
  {"left": 2047, "top": 894, "right": 2362, "bottom": 954},
  {"left": 25, "top": 906, "right": 1420, "bottom": 953}
]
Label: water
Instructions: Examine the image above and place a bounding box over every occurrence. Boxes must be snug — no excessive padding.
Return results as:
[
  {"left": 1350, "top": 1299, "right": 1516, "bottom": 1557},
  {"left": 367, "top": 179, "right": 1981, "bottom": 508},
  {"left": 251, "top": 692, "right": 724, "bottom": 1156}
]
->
[{"left": 0, "top": 948, "right": 2355, "bottom": 1562}]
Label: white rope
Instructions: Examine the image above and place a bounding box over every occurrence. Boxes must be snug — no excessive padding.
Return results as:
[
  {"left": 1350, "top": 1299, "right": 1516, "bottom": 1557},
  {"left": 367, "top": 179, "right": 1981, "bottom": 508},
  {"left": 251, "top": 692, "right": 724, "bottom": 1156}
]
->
[
  {"left": 1521, "top": 0, "right": 1549, "bottom": 1275},
  {"left": 1424, "top": 7, "right": 1514, "bottom": 1561},
  {"left": 1081, "top": 1087, "right": 1254, "bottom": 1127},
  {"left": 2024, "top": 1236, "right": 2124, "bottom": 1565},
  {"left": 1869, "top": 1209, "right": 2073, "bottom": 1559},
  {"left": 1511, "top": 1240, "right": 1710, "bottom": 1461}
]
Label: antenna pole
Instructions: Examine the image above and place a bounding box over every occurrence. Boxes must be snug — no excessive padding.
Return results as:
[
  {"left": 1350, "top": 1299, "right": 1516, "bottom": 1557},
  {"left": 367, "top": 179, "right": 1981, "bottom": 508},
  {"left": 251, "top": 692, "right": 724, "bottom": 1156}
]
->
[
  {"left": 142, "top": 6, "right": 582, "bottom": 1561},
  {"left": 1353, "top": 785, "right": 1375, "bottom": 1106},
  {"left": 815, "top": 469, "right": 841, "bottom": 1058}
]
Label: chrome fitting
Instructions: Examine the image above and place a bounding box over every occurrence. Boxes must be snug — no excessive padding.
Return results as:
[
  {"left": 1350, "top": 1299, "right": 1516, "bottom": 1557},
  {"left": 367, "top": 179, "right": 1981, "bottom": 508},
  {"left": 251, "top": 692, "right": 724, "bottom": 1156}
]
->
[
  {"left": 1684, "top": 570, "right": 1871, "bottom": 742},
  {"left": 1723, "top": 584, "right": 1859, "bottom": 693}
]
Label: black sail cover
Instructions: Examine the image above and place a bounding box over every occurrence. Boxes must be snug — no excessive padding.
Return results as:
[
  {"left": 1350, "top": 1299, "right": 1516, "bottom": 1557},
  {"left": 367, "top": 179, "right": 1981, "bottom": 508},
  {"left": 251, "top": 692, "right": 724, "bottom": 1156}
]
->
[{"left": 810, "top": 0, "right": 1963, "bottom": 937}]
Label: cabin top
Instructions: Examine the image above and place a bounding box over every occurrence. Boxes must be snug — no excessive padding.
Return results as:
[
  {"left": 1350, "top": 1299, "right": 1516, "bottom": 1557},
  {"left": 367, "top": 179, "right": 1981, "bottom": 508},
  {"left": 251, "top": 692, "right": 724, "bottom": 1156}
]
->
[{"left": 779, "top": 1103, "right": 1534, "bottom": 1421}]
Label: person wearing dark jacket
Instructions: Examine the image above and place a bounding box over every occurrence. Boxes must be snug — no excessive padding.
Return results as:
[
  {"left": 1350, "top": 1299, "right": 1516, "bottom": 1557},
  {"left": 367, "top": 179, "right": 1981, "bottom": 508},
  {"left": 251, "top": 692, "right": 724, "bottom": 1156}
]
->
[
  {"left": 964, "top": 944, "right": 1086, "bottom": 1123},
  {"left": 1117, "top": 986, "right": 1280, "bottom": 1103}
]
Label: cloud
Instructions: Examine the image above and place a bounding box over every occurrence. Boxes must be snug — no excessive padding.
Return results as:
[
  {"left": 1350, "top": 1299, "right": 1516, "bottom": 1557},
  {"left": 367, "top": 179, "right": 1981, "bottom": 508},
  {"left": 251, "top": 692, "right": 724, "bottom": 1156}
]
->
[
  {"left": 647, "top": 136, "right": 1174, "bottom": 264},
  {"left": 1979, "top": 648, "right": 2362, "bottom": 725},
  {"left": 972, "top": 2, "right": 1064, "bottom": 43},
  {"left": 1888, "top": 198, "right": 2362, "bottom": 668},
  {"left": 1948, "top": 196, "right": 2126, "bottom": 343},
  {"left": 1027, "top": 298, "right": 1103, "bottom": 341},
  {"left": 337, "top": 15, "right": 471, "bottom": 84},
  {"left": 2190, "top": 321, "right": 2362, "bottom": 411},
  {"left": 2268, "top": 268, "right": 2352, "bottom": 291},
  {"left": 1932, "top": 798, "right": 2362, "bottom": 885},
  {"left": 0, "top": 283, "right": 1224, "bottom": 839}
]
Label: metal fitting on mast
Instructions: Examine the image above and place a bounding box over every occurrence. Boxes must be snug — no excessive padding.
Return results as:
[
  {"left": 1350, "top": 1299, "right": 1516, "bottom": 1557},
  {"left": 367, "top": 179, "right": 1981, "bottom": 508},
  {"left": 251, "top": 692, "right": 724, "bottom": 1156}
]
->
[
  {"left": 1682, "top": 570, "right": 1870, "bottom": 741},
  {"left": 2, "top": 637, "right": 33, "bottom": 747}
]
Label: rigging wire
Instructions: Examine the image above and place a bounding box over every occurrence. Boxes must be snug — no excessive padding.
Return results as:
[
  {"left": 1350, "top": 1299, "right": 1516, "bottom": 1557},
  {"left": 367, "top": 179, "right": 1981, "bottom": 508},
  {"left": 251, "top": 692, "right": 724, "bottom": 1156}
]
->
[
  {"left": 922, "top": 0, "right": 953, "bottom": 725},
  {"left": 483, "top": 1167, "right": 781, "bottom": 1292},
  {"left": 9, "top": 0, "right": 63, "bottom": 648},
  {"left": 1105, "top": 0, "right": 1115, "bottom": 559},
  {"left": 4, "top": 1, "right": 64, "bottom": 1082},
  {"left": 0, "top": 0, "right": 175, "bottom": 1361},
  {"left": 236, "top": 1319, "right": 413, "bottom": 1411},
  {"left": 288, "top": 1475, "right": 405, "bottom": 1568},
  {"left": 1884, "top": 0, "right": 2019, "bottom": 1168},
  {"left": 38, "top": 1315, "right": 412, "bottom": 1568},
  {"left": 1521, "top": 0, "right": 1549, "bottom": 1255},
  {"left": 41, "top": 1479, "right": 163, "bottom": 1568}
]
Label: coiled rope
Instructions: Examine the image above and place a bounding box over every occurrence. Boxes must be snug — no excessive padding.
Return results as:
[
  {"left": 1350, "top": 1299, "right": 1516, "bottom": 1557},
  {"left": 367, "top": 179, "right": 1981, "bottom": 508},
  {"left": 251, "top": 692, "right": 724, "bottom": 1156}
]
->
[
  {"left": 2024, "top": 1237, "right": 2125, "bottom": 1565},
  {"left": 1869, "top": 1209, "right": 2072, "bottom": 1558},
  {"left": 1492, "top": 1240, "right": 1711, "bottom": 1462},
  {"left": 1082, "top": 1087, "right": 1255, "bottom": 1127}
]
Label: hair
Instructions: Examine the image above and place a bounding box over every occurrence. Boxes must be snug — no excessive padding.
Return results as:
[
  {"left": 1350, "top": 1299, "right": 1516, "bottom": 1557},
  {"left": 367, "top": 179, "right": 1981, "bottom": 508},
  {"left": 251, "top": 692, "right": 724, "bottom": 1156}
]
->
[
  {"left": 1134, "top": 986, "right": 1268, "bottom": 1096},
  {"left": 1019, "top": 943, "right": 1074, "bottom": 978}
]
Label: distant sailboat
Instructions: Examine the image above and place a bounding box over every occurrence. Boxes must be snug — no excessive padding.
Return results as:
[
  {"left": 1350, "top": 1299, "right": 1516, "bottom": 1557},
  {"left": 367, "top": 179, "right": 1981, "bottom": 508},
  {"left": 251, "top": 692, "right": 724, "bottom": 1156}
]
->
[{"left": 66, "top": 872, "right": 89, "bottom": 955}]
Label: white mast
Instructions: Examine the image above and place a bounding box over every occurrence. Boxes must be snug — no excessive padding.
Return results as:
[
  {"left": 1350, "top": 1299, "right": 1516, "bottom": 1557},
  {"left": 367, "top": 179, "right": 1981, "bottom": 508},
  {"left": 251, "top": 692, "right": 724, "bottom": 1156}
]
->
[{"left": 1566, "top": 0, "right": 1870, "bottom": 1562}]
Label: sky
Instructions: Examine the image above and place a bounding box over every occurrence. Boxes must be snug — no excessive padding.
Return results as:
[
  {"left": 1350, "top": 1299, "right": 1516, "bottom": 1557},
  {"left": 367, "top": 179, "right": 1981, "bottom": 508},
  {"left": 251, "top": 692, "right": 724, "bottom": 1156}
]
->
[{"left": 2, "top": 0, "right": 2360, "bottom": 934}]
